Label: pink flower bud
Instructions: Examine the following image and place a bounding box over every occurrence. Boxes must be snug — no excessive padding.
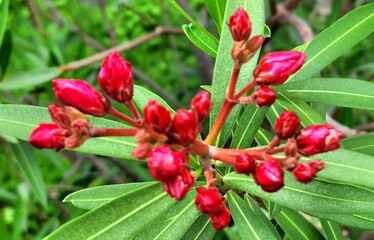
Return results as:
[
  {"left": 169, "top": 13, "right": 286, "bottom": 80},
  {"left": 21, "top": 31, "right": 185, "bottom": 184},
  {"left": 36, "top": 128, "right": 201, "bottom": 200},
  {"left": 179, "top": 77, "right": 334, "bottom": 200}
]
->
[
  {"left": 210, "top": 207, "right": 231, "bottom": 230},
  {"left": 254, "top": 160, "right": 284, "bottom": 192},
  {"left": 29, "top": 123, "right": 66, "bottom": 150},
  {"left": 254, "top": 51, "right": 306, "bottom": 85},
  {"left": 252, "top": 86, "right": 276, "bottom": 107},
  {"left": 98, "top": 51, "right": 133, "bottom": 103},
  {"left": 143, "top": 100, "right": 171, "bottom": 133},
  {"left": 172, "top": 109, "right": 199, "bottom": 144},
  {"left": 296, "top": 125, "right": 343, "bottom": 156},
  {"left": 190, "top": 91, "right": 212, "bottom": 122},
  {"left": 52, "top": 79, "right": 111, "bottom": 117},
  {"left": 274, "top": 111, "right": 300, "bottom": 140},
  {"left": 131, "top": 143, "right": 152, "bottom": 160},
  {"left": 245, "top": 35, "right": 265, "bottom": 53},
  {"left": 48, "top": 104, "right": 71, "bottom": 129},
  {"left": 163, "top": 167, "right": 194, "bottom": 200},
  {"left": 148, "top": 146, "right": 183, "bottom": 182},
  {"left": 228, "top": 8, "right": 252, "bottom": 42},
  {"left": 235, "top": 152, "right": 256, "bottom": 175},
  {"left": 293, "top": 160, "right": 324, "bottom": 183},
  {"left": 195, "top": 187, "right": 225, "bottom": 215}
]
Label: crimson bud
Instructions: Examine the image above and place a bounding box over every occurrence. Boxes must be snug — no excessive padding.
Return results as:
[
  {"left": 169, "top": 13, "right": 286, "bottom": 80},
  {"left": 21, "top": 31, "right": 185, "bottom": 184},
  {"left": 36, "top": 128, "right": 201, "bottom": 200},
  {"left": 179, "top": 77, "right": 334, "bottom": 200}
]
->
[
  {"left": 210, "top": 207, "right": 231, "bottom": 230},
  {"left": 254, "top": 51, "right": 306, "bottom": 85},
  {"left": 64, "top": 119, "right": 93, "bottom": 148},
  {"left": 195, "top": 187, "right": 225, "bottom": 215},
  {"left": 48, "top": 104, "right": 71, "bottom": 130},
  {"left": 172, "top": 109, "right": 198, "bottom": 144},
  {"left": 252, "top": 86, "right": 276, "bottom": 107},
  {"left": 293, "top": 160, "right": 324, "bottom": 183},
  {"left": 228, "top": 8, "right": 252, "bottom": 42},
  {"left": 274, "top": 111, "right": 300, "bottom": 139},
  {"left": 163, "top": 167, "right": 194, "bottom": 200},
  {"left": 148, "top": 146, "right": 183, "bottom": 181},
  {"left": 190, "top": 91, "right": 212, "bottom": 122},
  {"left": 143, "top": 100, "right": 171, "bottom": 133},
  {"left": 29, "top": 123, "right": 66, "bottom": 150},
  {"left": 131, "top": 143, "right": 152, "bottom": 160},
  {"left": 98, "top": 51, "right": 133, "bottom": 103},
  {"left": 296, "top": 125, "right": 343, "bottom": 156},
  {"left": 235, "top": 152, "right": 256, "bottom": 175},
  {"left": 254, "top": 160, "right": 284, "bottom": 192},
  {"left": 52, "top": 79, "right": 111, "bottom": 117}
]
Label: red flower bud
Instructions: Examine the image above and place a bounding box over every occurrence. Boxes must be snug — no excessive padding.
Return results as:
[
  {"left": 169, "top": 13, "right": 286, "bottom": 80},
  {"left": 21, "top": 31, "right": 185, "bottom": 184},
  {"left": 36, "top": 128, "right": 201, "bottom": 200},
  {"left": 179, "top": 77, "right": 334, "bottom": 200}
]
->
[
  {"left": 254, "top": 160, "right": 284, "bottom": 192},
  {"left": 210, "top": 207, "right": 231, "bottom": 230},
  {"left": 163, "top": 167, "right": 194, "bottom": 200},
  {"left": 254, "top": 51, "right": 306, "bottom": 85},
  {"left": 143, "top": 100, "right": 171, "bottom": 133},
  {"left": 148, "top": 146, "right": 183, "bottom": 181},
  {"left": 172, "top": 109, "right": 199, "bottom": 144},
  {"left": 52, "top": 79, "right": 111, "bottom": 117},
  {"left": 29, "top": 123, "right": 66, "bottom": 150},
  {"left": 274, "top": 111, "right": 300, "bottom": 140},
  {"left": 228, "top": 8, "right": 252, "bottom": 42},
  {"left": 235, "top": 152, "right": 256, "bottom": 175},
  {"left": 48, "top": 104, "right": 71, "bottom": 130},
  {"left": 252, "top": 86, "right": 276, "bottom": 107},
  {"left": 98, "top": 51, "right": 133, "bottom": 103},
  {"left": 296, "top": 125, "right": 343, "bottom": 156},
  {"left": 190, "top": 91, "right": 212, "bottom": 122},
  {"left": 131, "top": 143, "right": 152, "bottom": 160},
  {"left": 64, "top": 119, "right": 93, "bottom": 148},
  {"left": 195, "top": 187, "right": 225, "bottom": 215},
  {"left": 293, "top": 163, "right": 315, "bottom": 183}
]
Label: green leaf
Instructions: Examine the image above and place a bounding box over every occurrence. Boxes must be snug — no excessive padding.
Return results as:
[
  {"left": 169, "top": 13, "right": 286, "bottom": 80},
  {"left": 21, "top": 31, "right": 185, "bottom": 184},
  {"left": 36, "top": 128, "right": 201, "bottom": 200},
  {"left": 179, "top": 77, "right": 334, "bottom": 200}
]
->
[
  {"left": 45, "top": 183, "right": 176, "bottom": 239},
  {"left": 223, "top": 172, "right": 374, "bottom": 214},
  {"left": 63, "top": 182, "right": 153, "bottom": 210},
  {"left": 231, "top": 105, "right": 268, "bottom": 149},
  {"left": 254, "top": 128, "right": 272, "bottom": 145},
  {"left": 182, "top": 23, "right": 218, "bottom": 58},
  {"left": 263, "top": 25, "right": 271, "bottom": 38},
  {"left": 8, "top": 141, "right": 47, "bottom": 209},
  {"left": 311, "top": 212, "right": 374, "bottom": 230},
  {"left": 204, "top": 0, "right": 227, "bottom": 34},
  {"left": 180, "top": 214, "right": 216, "bottom": 240},
  {"left": 0, "top": 68, "right": 62, "bottom": 90},
  {"left": 210, "top": 0, "right": 265, "bottom": 146},
  {"left": 133, "top": 85, "right": 174, "bottom": 111},
  {"left": 278, "top": 78, "right": 374, "bottom": 111},
  {"left": 0, "top": 29, "right": 11, "bottom": 78},
  {"left": 267, "top": 201, "right": 283, "bottom": 219},
  {"left": 320, "top": 219, "right": 345, "bottom": 240},
  {"left": 288, "top": 3, "right": 374, "bottom": 82},
  {"left": 0, "top": 0, "right": 9, "bottom": 46},
  {"left": 227, "top": 191, "right": 281, "bottom": 240},
  {"left": 134, "top": 191, "right": 199, "bottom": 240},
  {"left": 341, "top": 134, "right": 374, "bottom": 156},
  {"left": 265, "top": 102, "right": 284, "bottom": 128},
  {"left": 0, "top": 105, "right": 137, "bottom": 159}
]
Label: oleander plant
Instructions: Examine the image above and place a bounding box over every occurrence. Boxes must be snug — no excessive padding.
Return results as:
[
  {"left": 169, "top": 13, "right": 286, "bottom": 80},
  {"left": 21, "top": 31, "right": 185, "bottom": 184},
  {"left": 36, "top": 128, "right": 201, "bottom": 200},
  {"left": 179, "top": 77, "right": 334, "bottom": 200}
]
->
[{"left": 0, "top": 0, "right": 374, "bottom": 239}]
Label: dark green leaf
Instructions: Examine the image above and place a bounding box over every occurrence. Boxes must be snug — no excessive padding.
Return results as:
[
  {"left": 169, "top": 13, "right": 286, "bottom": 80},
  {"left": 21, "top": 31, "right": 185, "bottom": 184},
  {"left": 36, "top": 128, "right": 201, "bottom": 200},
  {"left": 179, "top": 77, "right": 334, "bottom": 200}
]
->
[
  {"left": 182, "top": 23, "right": 218, "bottom": 58},
  {"left": 267, "top": 201, "right": 283, "bottom": 219},
  {"left": 180, "top": 214, "right": 216, "bottom": 240},
  {"left": 311, "top": 212, "right": 374, "bottom": 230},
  {"left": 341, "top": 134, "right": 374, "bottom": 156},
  {"left": 0, "top": 29, "right": 11, "bottom": 78},
  {"left": 266, "top": 103, "right": 284, "bottom": 128},
  {"left": 320, "top": 219, "right": 345, "bottom": 240},
  {"left": 204, "top": 0, "right": 227, "bottom": 34},
  {"left": 133, "top": 85, "right": 174, "bottom": 111},
  {"left": 254, "top": 128, "right": 272, "bottom": 145},
  {"left": 0, "top": 0, "right": 9, "bottom": 46}
]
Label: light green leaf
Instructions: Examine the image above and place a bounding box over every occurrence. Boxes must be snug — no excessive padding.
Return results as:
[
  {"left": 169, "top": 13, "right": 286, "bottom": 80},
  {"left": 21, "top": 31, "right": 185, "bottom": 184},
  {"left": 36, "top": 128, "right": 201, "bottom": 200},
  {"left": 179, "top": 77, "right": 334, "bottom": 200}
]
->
[
  {"left": 223, "top": 172, "right": 374, "bottom": 214},
  {"left": 227, "top": 191, "right": 281, "bottom": 240},
  {"left": 8, "top": 141, "right": 47, "bottom": 208},
  {"left": 180, "top": 214, "right": 216, "bottom": 240},
  {"left": 133, "top": 85, "right": 174, "bottom": 111},
  {"left": 267, "top": 201, "right": 283, "bottom": 219},
  {"left": 182, "top": 23, "right": 218, "bottom": 58},
  {"left": 231, "top": 105, "right": 268, "bottom": 149},
  {"left": 0, "top": 0, "right": 9, "bottom": 46},
  {"left": 279, "top": 78, "right": 374, "bottom": 110},
  {"left": 289, "top": 3, "right": 374, "bottom": 82},
  {"left": 204, "top": 0, "right": 227, "bottom": 34},
  {"left": 0, "top": 68, "right": 62, "bottom": 90},
  {"left": 265, "top": 103, "right": 284, "bottom": 128},
  {"left": 320, "top": 219, "right": 345, "bottom": 240},
  {"left": 134, "top": 191, "right": 199, "bottom": 240},
  {"left": 254, "top": 128, "right": 272, "bottom": 145},
  {"left": 341, "top": 134, "right": 374, "bottom": 156},
  {"left": 63, "top": 182, "right": 153, "bottom": 210},
  {"left": 45, "top": 183, "right": 176, "bottom": 239},
  {"left": 263, "top": 25, "right": 271, "bottom": 38},
  {"left": 210, "top": 0, "right": 265, "bottom": 146},
  {"left": 311, "top": 212, "right": 374, "bottom": 230}
]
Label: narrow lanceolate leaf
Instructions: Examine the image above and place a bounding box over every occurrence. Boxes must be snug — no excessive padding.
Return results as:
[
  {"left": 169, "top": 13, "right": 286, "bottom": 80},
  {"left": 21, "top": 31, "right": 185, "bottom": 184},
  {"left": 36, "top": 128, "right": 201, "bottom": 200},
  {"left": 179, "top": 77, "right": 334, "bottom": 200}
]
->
[
  {"left": 288, "top": 3, "right": 374, "bottom": 82},
  {"left": 0, "top": 29, "right": 11, "bottom": 78},
  {"left": 231, "top": 105, "right": 268, "bottom": 149},
  {"left": 254, "top": 128, "right": 272, "bottom": 146},
  {"left": 0, "top": 68, "right": 61, "bottom": 90},
  {"left": 134, "top": 191, "right": 199, "bottom": 240},
  {"left": 266, "top": 103, "right": 283, "bottom": 128},
  {"left": 0, "top": 0, "right": 9, "bottom": 46},
  {"left": 133, "top": 85, "right": 174, "bottom": 111},
  {"left": 182, "top": 23, "right": 218, "bottom": 58},
  {"left": 223, "top": 172, "right": 374, "bottom": 214},
  {"left": 45, "top": 183, "right": 175, "bottom": 240},
  {"left": 8, "top": 141, "right": 47, "bottom": 209},
  {"left": 320, "top": 219, "right": 345, "bottom": 240},
  {"left": 0, "top": 105, "right": 137, "bottom": 159},
  {"left": 63, "top": 182, "right": 154, "bottom": 210},
  {"left": 311, "top": 212, "right": 374, "bottom": 230},
  {"left": 309, "top": 149, "right": 374, "bottom": 190},
  {"left": 267, "top": 201, "right": 283, "bottom": 219},
  {"left": 204, "top": 0, "right": 227, "bottom": 34},
  {"left": 276, "top": 93, "right": 326, "bottom": 126},
  {"left": 180, "top": 213, "right": 216, "bottom": 240},
  {"left": 341, "top": 134, "right": 374, "bottom": 156},
  {"left": 210, "top": 0, "right": 265, "bottom": 147},
  {"left": 228, "top": 191, "right": 281, "bottom": 240},
  {"left": 279, "top": 78, "right": 374, "bottom": 111}
]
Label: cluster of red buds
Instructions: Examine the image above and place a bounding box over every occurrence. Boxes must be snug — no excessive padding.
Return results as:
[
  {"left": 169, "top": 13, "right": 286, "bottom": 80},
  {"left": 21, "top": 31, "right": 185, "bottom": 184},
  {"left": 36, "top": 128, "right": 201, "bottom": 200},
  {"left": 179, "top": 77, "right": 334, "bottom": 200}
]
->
[{"left": 28, "top": 8, "right": 343, "bottom": 230}]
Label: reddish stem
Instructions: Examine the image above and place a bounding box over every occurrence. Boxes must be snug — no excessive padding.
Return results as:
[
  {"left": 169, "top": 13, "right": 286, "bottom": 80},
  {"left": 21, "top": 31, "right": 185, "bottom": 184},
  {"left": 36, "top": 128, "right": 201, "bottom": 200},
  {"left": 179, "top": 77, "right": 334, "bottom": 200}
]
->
[
  {"left": 227, "top": 63, "right": 241, "bottom": 98},
  {"left": 93, "top": 128, "right": 138, "bottom": 137},
  {"left": 189, "top": 139, "right": 210, "bottom": 158},
  {"left": 109, "top": 107, "right": 141, "bottom": 128},
  {"left": 233, "top": 79, "right": 256, "bottom": 100},
  {"left": 125, "top": 100, "right": 142, "bottom": 121}
]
